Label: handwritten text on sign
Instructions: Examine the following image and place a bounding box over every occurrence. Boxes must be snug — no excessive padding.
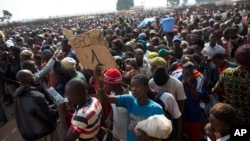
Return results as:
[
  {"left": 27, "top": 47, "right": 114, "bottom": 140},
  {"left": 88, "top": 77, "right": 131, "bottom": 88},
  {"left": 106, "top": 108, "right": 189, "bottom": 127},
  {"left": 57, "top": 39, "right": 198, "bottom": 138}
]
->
[{"left": 69, "top": 29, "right": 117, "bottom": 70}]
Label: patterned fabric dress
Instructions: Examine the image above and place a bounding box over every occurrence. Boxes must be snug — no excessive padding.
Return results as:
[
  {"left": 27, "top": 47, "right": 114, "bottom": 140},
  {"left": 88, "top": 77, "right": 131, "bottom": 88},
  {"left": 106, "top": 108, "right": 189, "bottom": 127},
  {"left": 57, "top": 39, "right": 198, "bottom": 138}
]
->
[{"left": 214, "top": 66, "right": 250, "bottom": 124}]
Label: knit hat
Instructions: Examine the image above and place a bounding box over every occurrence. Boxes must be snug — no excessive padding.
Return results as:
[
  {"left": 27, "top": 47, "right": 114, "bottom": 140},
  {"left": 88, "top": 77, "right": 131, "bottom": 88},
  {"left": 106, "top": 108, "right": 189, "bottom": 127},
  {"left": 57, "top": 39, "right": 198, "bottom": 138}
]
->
[
  {"left": 149, "top": 57, "right": 167, "bottom": 67},
  {"left": 137, "top": 39, "right": 147, "bottom": 50},
  {"left": 153, "top": 66, "right": 169, "bottom": 86},
  {"left": 148, "top": 52, "right": 158, "bottom": 60},
  {"left": 158, "top": 49, "right": 170, "bottom": 57},
  {"left": 104, "top": 68, "right": 122, "bottom": 84},
  {"left": 235, "top": 44, "right": 250, "bottom": 66},
  {"left": 61, "top": 57, "right": 76, "bottom": 70}
]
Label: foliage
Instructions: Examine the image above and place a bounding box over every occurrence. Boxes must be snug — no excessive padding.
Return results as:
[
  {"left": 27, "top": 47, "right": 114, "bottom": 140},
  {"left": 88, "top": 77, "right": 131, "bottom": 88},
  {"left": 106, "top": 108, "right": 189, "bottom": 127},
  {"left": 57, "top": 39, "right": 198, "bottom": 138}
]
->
[
  {"left": 116, "top": 0, "right": 134, "bottom": 11},
  {"left": 1, "top": 10, "right": 12, "bottom": 22},
  {"left": 167, "top": 0, "right": 180, "bottom": 6}
]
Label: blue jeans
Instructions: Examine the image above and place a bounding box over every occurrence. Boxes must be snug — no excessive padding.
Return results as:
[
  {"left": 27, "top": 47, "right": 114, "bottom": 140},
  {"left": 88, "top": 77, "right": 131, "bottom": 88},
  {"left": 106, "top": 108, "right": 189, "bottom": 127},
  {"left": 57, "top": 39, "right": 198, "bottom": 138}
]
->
[{"left": 0, "top": 104, "right": 7, "bottom": 123}]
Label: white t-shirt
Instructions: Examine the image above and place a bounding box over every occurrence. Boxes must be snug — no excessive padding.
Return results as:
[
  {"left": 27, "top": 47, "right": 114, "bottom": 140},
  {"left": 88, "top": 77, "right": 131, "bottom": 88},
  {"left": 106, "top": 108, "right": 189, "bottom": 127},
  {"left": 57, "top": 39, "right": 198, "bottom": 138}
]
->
[
  {"left": 201, "top": 43, "right": 226, "bottom": 57},
  {"left": 159, "top": 91, "right": 182, "bottom": 119},
  {"left": 207, "top": 134, "right": 230, "bottom": 141},
  {"left": 110, "top": 91, "right": 130, "bottom": 141},
  {"left": 149, "top": 75, "right": 186, "bottom": 101}
]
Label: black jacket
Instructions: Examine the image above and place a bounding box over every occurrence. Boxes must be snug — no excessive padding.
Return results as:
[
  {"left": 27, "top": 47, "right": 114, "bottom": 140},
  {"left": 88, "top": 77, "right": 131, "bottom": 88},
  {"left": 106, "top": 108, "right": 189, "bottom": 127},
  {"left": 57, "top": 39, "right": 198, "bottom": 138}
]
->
[{"left": 14, "top": 85, "right": 58, "bottom": 140}]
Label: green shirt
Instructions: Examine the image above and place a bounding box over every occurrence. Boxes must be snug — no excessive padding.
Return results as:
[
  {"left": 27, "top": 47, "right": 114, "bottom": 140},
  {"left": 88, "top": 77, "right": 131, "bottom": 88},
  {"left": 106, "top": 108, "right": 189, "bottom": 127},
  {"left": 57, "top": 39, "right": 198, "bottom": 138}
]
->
[{"left": 73, "top": 71, "right": 86, "bottom": 82}]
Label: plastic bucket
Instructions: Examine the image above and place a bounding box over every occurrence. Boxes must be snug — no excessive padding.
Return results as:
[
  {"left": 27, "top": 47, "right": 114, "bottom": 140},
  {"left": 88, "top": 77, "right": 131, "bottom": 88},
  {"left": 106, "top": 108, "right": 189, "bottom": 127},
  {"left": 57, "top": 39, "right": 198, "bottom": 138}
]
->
[{"left": 161, "top": 17, "right": 175, "bottom": 33}]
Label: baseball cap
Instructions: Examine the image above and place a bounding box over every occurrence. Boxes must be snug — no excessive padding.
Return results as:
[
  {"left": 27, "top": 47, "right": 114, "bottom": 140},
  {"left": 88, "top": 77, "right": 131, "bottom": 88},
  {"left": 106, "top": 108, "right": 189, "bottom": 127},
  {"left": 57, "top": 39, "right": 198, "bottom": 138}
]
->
[{"left": 173, "top": 35, "right": 182, "bottom": 41}]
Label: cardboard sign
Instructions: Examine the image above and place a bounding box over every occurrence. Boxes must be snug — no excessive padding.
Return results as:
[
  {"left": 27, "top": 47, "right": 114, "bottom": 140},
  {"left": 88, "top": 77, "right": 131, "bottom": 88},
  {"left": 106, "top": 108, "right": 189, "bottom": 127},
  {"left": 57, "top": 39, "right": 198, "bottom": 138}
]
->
[
  {"left": 69, "top": 29, "right": 117, "bottom": 70},
  {"left": 62, "top": 28, "right": 74, "bottom": 39}
]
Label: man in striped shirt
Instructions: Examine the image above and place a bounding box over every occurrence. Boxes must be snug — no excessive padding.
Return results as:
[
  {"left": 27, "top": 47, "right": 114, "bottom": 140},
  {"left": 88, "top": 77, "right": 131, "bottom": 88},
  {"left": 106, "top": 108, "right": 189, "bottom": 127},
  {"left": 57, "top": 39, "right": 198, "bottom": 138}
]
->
[{"left": 57, "top": 78, "right": 103, "bottom": 141}]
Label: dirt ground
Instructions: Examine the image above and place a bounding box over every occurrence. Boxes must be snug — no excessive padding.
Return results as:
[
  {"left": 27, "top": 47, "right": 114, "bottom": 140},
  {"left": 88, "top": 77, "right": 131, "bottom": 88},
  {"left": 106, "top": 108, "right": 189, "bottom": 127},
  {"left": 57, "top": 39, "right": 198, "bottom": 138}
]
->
[{"left": 0, "top": 102, "right": 23, "bottom": 141}]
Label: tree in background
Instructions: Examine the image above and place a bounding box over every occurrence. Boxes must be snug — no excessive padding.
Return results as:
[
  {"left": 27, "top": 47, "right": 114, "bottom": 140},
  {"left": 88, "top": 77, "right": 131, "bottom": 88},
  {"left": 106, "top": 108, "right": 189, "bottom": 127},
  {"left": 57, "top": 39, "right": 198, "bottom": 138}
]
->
[
  {"left": 116, "top": 0, "right": 134, "bottom": 10},
  {"left": 1, "top": 10, "right": 12, "bottom": 22},
  {"left": 167, "top": 0, "right": 180, "bottom": 6}
]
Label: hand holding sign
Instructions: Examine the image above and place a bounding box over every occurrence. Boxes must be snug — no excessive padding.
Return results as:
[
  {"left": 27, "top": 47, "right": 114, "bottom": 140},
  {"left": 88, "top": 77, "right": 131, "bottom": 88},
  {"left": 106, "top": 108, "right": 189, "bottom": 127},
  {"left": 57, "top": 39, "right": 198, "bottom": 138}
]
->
[{"left": 94, "top": 64, "right": 105, "bottom": 83}]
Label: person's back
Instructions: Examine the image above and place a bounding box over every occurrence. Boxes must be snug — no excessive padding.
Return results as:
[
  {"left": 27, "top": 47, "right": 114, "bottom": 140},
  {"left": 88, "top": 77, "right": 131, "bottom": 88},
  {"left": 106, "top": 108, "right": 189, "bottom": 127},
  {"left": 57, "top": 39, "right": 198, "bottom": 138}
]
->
[
  {"left": 14, "top": 69, "right": 58, "bottom": 140},
  {"left": 211, "top": 52, "right": 238, "bottom": 101},
  {"left": 150, "top": 66, "right": 183, "bottom": 141},
  {"left": 14, "top": 85, "right": 58, "bottom": 140},
  {"left": 213, "top": 44, "right": 250, "bottom": 124},
  {"left": 149, "top": 75, "right": 186, "bottom": 102}
]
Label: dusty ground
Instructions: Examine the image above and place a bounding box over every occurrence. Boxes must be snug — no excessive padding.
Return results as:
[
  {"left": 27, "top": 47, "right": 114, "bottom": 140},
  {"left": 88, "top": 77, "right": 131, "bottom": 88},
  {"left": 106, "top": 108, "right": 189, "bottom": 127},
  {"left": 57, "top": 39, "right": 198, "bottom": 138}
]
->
[{"left": 0, "top": 102, "right": 23, "bottom": 141}]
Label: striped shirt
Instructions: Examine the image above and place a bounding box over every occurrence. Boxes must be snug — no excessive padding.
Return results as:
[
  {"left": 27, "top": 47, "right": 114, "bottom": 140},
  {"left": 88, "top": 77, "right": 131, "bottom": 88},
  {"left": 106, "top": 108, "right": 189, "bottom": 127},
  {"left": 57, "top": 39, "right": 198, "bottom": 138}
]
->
[{"left": 71, "top": 97, "right": 102, "bottom": 141}]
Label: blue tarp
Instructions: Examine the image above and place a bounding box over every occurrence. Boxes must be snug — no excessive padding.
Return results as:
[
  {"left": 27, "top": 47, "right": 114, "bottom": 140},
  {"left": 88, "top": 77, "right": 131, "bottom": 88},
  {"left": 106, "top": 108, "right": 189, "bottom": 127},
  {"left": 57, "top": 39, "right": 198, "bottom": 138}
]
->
[{"left": 137, "top": 17, "right": 156, "bottom": 28}]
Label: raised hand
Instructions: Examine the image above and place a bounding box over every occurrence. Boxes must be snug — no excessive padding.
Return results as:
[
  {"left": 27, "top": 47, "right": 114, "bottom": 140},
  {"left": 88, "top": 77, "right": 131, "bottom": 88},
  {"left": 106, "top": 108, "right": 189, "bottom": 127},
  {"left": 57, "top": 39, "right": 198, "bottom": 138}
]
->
[{"left": 94, "top": 64, "right": 105, "bottom": 82}]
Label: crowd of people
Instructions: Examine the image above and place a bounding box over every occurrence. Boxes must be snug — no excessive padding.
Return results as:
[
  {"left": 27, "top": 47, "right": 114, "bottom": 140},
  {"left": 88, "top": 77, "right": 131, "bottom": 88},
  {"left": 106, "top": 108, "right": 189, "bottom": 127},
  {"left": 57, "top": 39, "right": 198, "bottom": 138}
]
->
[{"left": 0, "top": 2, "right": 249, "bottom": 141}]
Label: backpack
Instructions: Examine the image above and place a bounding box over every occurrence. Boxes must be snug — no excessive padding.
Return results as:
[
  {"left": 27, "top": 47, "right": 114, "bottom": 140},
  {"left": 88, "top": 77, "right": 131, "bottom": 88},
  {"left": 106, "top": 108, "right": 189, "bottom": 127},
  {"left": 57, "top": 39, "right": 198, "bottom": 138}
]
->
[{"left": 153, "top": 90, "right": 177, "bottom": 141}]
